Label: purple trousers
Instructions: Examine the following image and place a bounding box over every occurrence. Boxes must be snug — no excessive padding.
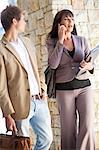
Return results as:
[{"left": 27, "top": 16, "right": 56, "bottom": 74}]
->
[{"left": 56, "top": 86, "right": 95, "bottom": 150}]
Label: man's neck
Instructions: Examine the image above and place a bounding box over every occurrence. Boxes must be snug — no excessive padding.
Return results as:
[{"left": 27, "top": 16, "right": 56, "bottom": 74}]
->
[{"left": 5, "top": 29, "right": 19, "bottom": 42}]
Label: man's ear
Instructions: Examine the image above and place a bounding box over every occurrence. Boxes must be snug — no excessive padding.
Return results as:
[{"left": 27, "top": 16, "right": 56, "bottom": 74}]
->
[{"left": 12, "top": 18, "right": 18, "bottom": 25}]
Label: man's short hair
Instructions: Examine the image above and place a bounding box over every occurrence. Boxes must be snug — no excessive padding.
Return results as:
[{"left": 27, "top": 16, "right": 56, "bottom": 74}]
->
[{"left": 1, "top": 5, "right": 22, "bottom": 31}]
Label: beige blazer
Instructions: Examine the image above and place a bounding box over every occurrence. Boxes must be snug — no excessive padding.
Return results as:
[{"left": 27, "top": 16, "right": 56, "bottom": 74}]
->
[{"left": 0, "top": 35, "right": 46, "bottom": 120}]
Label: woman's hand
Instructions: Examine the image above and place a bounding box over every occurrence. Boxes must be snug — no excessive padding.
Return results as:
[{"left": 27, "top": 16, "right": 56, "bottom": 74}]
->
[
  {"left": 80, "top": 60, "right": 93, "bottom": 71},
  {"left": 58, "top": 24, "right": 67, "bottom": 44}
]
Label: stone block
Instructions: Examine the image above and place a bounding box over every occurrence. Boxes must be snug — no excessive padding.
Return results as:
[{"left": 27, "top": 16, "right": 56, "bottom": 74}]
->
[
  {"left": 79, "top": 23, "right": 89, "bottom": 38},
  {"left": 41, "top": 46, "right": 48, "bottom": 55},
  {"left": 94, "top": 0, "right": 99, "bottom": 8},
  {"left": 37, "top": 9, "right": 44, "bottom": 20},
  {"left": 41, "top": 35, "right": 47, "bottom": 46},
  {"left": 44, "top": 11, "right": 54, "bottom": 28},
  {"left": 88, "top": 24, "right": 99, "bottom": 38},
  {"left": 39, "top": 0, "right": 48, "bottom": 8},
  {"left": 51, "top": 115, "right": 60, "bottom": 128},
  {"left": 71, "top": 0, "right": 84, "bottom": 9},
  {"left": 42, "top": 53, "right": 48, "bottom": 62},
  {"left": 91, "top": 38, "right": 99, "bottom": 48},
  {"left": 88, "top": 10, "right": 99, "bottom": 24},
  {"left": 48, "top": 101, "right": 59, "bottom": 115},
  {"left": 84, "top": 0, "right": 94, "bottom": 9},
  {"left": 37, "top": 19, "right": 45, "bottom": 35},
  {"left": 28, "top": 13, "right": 37, "bottom": 31},
  {"left": 28, "top": 0, "right": 39, "bottom": 12},
  {"left": 74, "top": 10, "right": 88, "bottom": 23}
]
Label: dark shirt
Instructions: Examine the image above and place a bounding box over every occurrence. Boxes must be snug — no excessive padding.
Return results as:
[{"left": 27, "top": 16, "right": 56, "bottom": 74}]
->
[{"left": 55, "top": 78, "right": 91, "bottom": 90}]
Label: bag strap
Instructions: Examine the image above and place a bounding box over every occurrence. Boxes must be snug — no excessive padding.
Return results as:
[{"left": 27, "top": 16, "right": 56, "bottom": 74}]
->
[{"left": 6, "top": 130, "right": 18, "bottom": 136}]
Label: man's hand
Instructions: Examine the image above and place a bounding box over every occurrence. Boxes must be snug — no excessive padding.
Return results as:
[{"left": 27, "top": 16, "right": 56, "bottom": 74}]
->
[
  {"left": 5, "top": 115, "right": 17, "bottom": 133},
  {"left": 40, "top": 92, "right": 47, "bottom": 100}
]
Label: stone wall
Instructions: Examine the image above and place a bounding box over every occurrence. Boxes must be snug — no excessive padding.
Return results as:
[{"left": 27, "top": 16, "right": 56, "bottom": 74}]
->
[{"left": 18, "top": 0, "right": 99, "bottom": 149}]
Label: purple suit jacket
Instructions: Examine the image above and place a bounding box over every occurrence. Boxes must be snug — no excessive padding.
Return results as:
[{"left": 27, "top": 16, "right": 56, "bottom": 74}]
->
[{"left": 47, "top": 34, "right": 91, "bottom": 83}]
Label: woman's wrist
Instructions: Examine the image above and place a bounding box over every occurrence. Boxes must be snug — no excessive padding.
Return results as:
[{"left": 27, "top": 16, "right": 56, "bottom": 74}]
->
[{"left": 59, "top": 39, "right": 64, "bottom": 44}]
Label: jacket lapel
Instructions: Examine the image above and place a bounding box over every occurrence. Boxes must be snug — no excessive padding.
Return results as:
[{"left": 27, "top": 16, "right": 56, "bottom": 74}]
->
[
  {"left": 1, "top": 36, "right": 26, "bottom": 71},
  {"left": 63, "top": 34, "right": 84, "bottom": 62},
  {"left": 72, "top": 34, "right": 80, "bottom": 53},
  {"left": 72, "top": 34, "right": 84, "bottom": 62},
  {"left": 62, "top": 34, "right": 77, "bottom": 58}
]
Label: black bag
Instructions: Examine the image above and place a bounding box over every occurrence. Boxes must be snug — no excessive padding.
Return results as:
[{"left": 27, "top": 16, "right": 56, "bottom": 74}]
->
[{"left": 44, "top": 66, "right": 56, "bottom": 98}]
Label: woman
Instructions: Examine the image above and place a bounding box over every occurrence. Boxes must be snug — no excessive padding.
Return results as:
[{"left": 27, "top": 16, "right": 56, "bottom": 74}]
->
[{"left": 46, "top": 9, "right": 95, "bottom": 150}]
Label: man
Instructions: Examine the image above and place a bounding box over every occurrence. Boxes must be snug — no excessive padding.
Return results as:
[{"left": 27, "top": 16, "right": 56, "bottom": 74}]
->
[{"left": 0, "top": 5, "right": 52, "bottom": 150}]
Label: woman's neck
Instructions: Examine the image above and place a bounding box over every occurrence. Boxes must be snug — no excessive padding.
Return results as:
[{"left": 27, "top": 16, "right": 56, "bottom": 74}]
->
[{"left": 64, "top": 32, "right": 71, "bottom": 40}]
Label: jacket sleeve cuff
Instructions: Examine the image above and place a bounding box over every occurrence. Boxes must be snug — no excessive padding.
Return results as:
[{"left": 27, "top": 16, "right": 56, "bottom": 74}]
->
[
  {"left": 1, "top": 101, "right": 15, "bottom": 118},
  {"left": 56, "top": 41, "right": 64, "bottom": 52}
]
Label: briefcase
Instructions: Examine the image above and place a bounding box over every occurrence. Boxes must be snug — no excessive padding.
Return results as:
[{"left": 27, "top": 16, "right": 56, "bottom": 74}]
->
[{"left": 0, "top": 134, "right": 32, "bottom": 150}]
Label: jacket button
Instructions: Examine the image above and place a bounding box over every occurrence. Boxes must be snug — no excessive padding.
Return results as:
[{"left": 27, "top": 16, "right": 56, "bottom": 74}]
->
[
  {"left": 27, "top": 89, "right": 30, "bottom": 91},
  {"left": 72, "top": 67, "right": 75, "bottom": 69}
]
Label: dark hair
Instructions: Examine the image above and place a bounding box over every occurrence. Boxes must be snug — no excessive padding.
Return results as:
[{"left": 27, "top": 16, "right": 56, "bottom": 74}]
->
[
  {"left": 1, "top": 5, "right": 22, "bottom": 31},
  {"left": 48, "top": 9, "right": 77, "bottom": 39}
]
